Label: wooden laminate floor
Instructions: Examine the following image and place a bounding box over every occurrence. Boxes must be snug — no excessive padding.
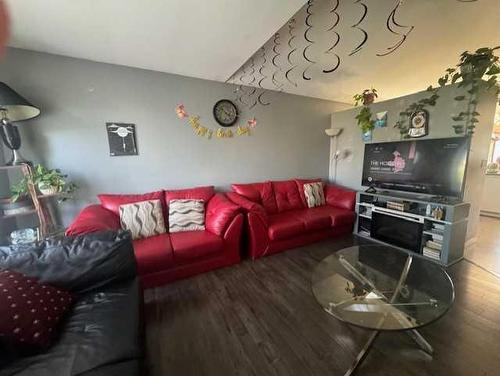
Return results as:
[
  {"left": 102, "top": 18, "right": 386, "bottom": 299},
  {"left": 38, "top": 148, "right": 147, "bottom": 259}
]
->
[{"left": 144, "top": 236, "right": 500, "bottom": 376}]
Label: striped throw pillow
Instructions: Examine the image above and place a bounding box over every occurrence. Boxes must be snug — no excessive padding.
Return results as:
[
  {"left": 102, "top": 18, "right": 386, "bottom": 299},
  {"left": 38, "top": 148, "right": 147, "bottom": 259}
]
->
[
  {"left": 169, "top": 199, "right": 205, "bottom": 233},
  {"left": 303, "top": 182, "right": 326, "bottom": 208},
  {"left": 119, "top": 199, "right": 166, "bottom": 240}
]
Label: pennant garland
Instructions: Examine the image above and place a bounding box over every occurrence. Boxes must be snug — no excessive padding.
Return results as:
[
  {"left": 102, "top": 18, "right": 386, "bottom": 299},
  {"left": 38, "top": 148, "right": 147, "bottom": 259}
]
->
[{"left": 176, "top": 105, "right": 256, "bottom": 140}]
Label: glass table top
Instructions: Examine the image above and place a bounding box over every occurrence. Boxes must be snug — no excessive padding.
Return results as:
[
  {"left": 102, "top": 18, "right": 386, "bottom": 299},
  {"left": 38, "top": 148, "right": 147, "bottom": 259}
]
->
[{"left": 311, "top": 245, "right": 455, "bottom": 331}]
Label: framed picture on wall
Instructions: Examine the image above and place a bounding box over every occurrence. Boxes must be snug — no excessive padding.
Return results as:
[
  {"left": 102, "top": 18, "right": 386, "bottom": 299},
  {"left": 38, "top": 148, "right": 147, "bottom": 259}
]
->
[{"left": 106, "top": 123, "right": 138, "bottom": 156}]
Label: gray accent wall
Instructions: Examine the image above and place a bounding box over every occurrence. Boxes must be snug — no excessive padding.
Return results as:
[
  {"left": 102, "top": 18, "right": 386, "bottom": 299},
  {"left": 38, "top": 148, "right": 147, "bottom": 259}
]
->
[
  {"left": 329, "top": 84, "right": 498, "bottom": 240},
  {"left": 0, "top": 48, "right": 349, "bottom": 225}
]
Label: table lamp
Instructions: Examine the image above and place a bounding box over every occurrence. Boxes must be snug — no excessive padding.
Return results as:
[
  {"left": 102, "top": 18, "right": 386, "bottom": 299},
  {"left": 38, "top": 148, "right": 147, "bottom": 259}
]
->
[{"left": 0, "top": 82, "right": 40, "bottom": 165}]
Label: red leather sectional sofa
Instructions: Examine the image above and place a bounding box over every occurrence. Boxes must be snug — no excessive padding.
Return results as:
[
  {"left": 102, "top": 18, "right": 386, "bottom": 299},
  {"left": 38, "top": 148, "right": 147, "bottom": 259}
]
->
[
  {"left": 66, "top": 180, "right": 356, "bottom": 287},
  {"left": 227, "top": 179, "right": 356, "bottom": 259},
  {"left": 66, "top": 186, "right": 243, "bottom": 288}
]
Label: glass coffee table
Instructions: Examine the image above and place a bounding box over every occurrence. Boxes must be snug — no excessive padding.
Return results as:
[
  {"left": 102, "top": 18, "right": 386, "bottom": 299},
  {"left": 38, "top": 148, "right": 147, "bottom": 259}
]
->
[{"left": 312, "top": 245, "right": 454, "bottom": 376}]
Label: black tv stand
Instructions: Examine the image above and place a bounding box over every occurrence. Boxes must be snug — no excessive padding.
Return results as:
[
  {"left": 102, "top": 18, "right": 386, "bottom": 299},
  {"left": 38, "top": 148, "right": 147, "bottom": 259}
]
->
[{"left": 364, "top": 186, "right": 377, "bottom": 193}]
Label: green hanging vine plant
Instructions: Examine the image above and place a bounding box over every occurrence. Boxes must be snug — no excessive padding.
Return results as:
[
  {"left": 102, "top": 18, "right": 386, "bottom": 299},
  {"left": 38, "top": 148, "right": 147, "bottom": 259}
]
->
[
  {"left": 354, "top": 88, "right": 377, "bottom": 133},
  {"left": 439, "top": 46, "right": 499, "bottom": 136},
  {"left": 394, "top": 46, "right": 500, "bottom": 138}
]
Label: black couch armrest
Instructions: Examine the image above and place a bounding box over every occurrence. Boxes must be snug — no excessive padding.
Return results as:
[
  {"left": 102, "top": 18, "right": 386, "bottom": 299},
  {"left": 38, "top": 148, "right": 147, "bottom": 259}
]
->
[{"left": 0, "top": 230, "right": 136, "bottom": 294}]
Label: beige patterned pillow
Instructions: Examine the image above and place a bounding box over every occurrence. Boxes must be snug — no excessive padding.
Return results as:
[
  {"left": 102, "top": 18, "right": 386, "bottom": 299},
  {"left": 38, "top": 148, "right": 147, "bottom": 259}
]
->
[
  {"left": 169, "top": 199, "right": 205, "bottom": 233},
  {"left": 119, "top": 199, "right": 166, "bottom": 240},
  {"left": 303, "top": 182, "right": 326, "bottom": 208}
]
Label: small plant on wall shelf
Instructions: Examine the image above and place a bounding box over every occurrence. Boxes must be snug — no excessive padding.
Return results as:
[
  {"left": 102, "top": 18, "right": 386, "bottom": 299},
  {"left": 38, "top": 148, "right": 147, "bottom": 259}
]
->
[
  {"left": 354, "top": 88, "right": 378, "bottom": 133},
  {"left": 11, "top": 165, "right": 78, "bottom": 203}
]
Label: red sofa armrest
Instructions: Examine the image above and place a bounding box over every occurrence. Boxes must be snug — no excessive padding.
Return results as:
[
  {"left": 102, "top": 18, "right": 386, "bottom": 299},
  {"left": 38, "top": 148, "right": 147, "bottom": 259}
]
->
[
  {"left": 226, "top": 192, "right": 268, "bottom": 225},
  {"left": 206, "top": 193, "right": 241, "bottom": 237},
  {"left": 66, "top": 205, "right": 121, "bottom": 236},
  {"left": 325, "top": 185, "right": 356, "bottom": 211},
  {"left": 247, "top": 211, "right": 270, "bottom": 259}
]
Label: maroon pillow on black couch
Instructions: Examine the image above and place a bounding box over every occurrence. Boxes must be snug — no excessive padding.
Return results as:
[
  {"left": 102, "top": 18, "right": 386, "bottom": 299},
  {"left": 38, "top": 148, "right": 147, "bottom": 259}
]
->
[{"left": 0, "top": 269, "right": 73, "bottom": 349}]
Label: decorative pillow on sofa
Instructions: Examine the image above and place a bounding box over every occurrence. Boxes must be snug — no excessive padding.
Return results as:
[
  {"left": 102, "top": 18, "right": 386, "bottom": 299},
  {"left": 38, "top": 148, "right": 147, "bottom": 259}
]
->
[
  {"left": 0, "top": 269, "right": 73, "bottom": 349},
  {"left": 303, "top": 182, "right": 326, "bottom": 208},
  {"left": 169, "top": 199, "right": 205, "bottom": 233},
  {"left": 119, "top": 199, "right": 166, "bottom": 240}
]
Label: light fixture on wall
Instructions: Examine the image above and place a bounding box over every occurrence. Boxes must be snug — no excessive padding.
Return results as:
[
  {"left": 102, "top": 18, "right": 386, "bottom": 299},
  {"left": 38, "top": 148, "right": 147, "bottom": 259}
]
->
[
  {"left": 325, "top": 128, "right": 343, "bottom": 182},
  {"left": 0, "top": 82, "right": 40, "bottom": 165}
]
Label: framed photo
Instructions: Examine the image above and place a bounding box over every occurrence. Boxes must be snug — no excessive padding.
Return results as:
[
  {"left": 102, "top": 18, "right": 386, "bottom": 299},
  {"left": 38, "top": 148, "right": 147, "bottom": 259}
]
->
[{"left": 106, "top": 123, "right": 138, "bottom": 156}]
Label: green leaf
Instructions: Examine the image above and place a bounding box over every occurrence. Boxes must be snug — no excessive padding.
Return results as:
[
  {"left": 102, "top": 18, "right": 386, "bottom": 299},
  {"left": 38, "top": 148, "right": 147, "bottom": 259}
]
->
[
  {"left": 438, "top": 77, "right": 447, "bottom": 86},
  {"left": 454, "top": 95, "right": 466, "bottom": 101},
  {"left": 452, "top": 116, "right": 464, "bottom": 121},
  {"left": 486, "top": 65, "right": 500, "bottom": 75},
  {"left": 451, "top": 73, "right": 461, "bottom": 84},
  {"left": 470, "top": 118, "right": 479, "bottom": 123}
]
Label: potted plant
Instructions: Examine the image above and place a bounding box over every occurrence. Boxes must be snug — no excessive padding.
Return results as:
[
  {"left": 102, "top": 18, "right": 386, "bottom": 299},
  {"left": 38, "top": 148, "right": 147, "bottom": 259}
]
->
[
  {"left": 354, "top": 88, "right": 378, "bottom": 106},
  {"left": 458, "top": 47, "right": 500, "bottom": 79},
  {"left": 354, "top": 88, "right": 378, "bottom": 134},
  {"left": 11, "top": 164, "right": 78, "bottom": 203}
]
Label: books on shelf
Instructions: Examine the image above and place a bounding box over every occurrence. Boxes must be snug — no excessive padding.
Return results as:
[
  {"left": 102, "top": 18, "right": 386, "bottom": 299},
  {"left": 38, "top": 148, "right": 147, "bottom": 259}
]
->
[
  {"left": 426, "top": 239, "right": 442, "bottom": 250},
  {"left": 423, "top": 246, "right": 441, "bottom": 261},
  {"left": 433, "top": 223, "right": 445, "bottom": 231}
]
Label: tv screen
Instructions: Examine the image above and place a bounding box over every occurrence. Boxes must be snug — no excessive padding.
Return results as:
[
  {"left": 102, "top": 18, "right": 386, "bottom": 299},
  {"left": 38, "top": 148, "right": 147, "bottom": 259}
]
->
[{"left": 362, "top": 137, "right": 469, "bottom": 198}]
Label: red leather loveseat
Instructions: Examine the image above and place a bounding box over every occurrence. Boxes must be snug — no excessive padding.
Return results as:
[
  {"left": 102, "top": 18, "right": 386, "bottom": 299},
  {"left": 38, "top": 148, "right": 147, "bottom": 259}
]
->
[
  {"left": 66, "top": 186, "right": 243, "bottom": 288},
  {"left": 227, "top": 179, "right": 356, "bottom": 259}
]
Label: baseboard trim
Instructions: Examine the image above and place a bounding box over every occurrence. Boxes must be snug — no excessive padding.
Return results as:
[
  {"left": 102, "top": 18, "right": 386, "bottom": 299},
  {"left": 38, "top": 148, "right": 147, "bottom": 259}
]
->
[{"left": 480, "top": 211, "right": 500, "bottom": 219}]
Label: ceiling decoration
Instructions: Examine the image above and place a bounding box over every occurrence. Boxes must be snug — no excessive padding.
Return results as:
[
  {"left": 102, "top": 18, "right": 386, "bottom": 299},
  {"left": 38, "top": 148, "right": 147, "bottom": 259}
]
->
[
  {"left": 323, "top": 0, "right": 341, "bottom": 73},
  {"left": 376, "top": 0, "right": 414, "bottom": 57},
  {"left": 227, "top": 0, "right": 497, "bottom": 103},
  {"left": 349, "top": 0, "right": 368, "bottom": 56}
]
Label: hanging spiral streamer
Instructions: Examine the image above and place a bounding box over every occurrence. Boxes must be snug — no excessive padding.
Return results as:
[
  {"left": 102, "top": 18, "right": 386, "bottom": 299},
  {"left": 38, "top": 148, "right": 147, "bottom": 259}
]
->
[
  {"left": 258, "top": 89, "right": 271, "bottom": 106},
  {"left": 349, "top": 0, "right": 368, "bottom": 56},
  {"left": 245, "top": 57, "right": 259, "bottom": 108},
  {"left": 285, "top": 19, "right": 298, "bottom": 87},
  {"left": 271, "top": 33, "right": 285, "bottom": 89},
  {"left": 377, "top": 0, "right": 414, "bottom": 57},
  {"left": 256, "top": 47, "right": 271, "bottom": 106},
  {"left": 323, "top": 0, "right": 341, "bottom": 73},
  {"left": 302, "top": 0, "right": 316, "bottom": 81}
]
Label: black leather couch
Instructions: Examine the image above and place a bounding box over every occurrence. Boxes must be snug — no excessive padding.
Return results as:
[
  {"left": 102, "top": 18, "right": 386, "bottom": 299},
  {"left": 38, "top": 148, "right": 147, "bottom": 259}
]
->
[{"left": 0, "top": 231, "right": 143, "bottom": 376}]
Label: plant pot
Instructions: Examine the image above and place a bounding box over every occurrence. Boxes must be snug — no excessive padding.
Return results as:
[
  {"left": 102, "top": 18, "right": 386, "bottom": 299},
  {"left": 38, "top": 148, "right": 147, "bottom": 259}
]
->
[
  {"left": 363, "top": 93, "right": 376, "bottom": 106},
  {"left": 38, "top": 183, "right": 60, "bottom": 196},
  {"left": 460, "top": 55, "right": 491, "bottom": 79}
]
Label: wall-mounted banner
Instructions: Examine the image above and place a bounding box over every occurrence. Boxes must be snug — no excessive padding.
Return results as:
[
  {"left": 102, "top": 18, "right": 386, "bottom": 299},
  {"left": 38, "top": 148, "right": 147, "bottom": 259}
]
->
[{"left": 175, "top": 105, "right": 256, "bottom": 140}]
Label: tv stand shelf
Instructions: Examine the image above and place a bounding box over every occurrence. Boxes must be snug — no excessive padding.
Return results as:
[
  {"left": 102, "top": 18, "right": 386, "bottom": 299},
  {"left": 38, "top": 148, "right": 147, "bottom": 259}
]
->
[{"left": 354, "top": 191, "right": 470, "bottom": 266}]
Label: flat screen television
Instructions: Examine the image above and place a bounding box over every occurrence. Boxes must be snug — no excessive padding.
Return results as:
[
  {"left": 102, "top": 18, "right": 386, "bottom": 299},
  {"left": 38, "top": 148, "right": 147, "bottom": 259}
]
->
[{"left": 362, "top": 137, "right": 469, "bottom": 198}]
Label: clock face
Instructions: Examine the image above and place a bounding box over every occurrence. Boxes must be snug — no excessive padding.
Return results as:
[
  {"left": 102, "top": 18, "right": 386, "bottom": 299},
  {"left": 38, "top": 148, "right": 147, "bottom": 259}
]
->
[{"left": 213, "top": 100, "right": 238, "bottom": 127}]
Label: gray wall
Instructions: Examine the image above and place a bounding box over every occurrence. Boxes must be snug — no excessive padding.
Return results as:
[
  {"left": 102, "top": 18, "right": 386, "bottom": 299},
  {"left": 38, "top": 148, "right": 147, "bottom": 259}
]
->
[
  {"left": 329, "top": 84, "right": 498, "bottom": 240},
  {"left": 0, "top": 48, "right": 349, "bottom": 225}
]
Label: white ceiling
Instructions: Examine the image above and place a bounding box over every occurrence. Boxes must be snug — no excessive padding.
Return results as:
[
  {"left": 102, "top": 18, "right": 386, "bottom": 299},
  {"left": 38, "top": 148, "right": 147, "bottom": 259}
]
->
[
  {"left": 5, "top": 0, "right": 500, "bottom": 103},
  {"left": 5, "top": 0, "right": 305, "bottom": 82}
]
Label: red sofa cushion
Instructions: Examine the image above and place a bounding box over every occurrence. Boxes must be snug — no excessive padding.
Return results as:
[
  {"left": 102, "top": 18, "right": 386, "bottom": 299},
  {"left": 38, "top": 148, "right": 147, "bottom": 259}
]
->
[
  {"left": 170, "top": 231, "right": 223, "bottom": 263},
  {"left": 268, "top": 212, "right": 307, "bottom": 241},
  {"left": 272, "top": 180, "right": 304, "bottom": 212},
  {"left": 325, "top": 185, "right": 356, "bottom": 211},
  {"left": 232, "top": 182, "right": 278, "bottom": 214},
  {"left": 295, "top": 178, "right": 323, "bottom": 207},
  {"left": 0, "top": 270, "right": 73, "bottom": 349},
  {"left": 98, "top": 191, "right": 165, "bottom": 216},
  {"left": 294, "top": 208, "right": 332, "bottom": 231},
  {"left": 307, "top": 206, "right": 356, "bottom": 227},
  {"left": 206, "top": 194, "right": 240, "bottom": 236},
  {"left": 165, "top": 186, "right": 215, "bottom": 206},
  {"left": 133, "top": 233, "right": 174, "bottom": 275}
]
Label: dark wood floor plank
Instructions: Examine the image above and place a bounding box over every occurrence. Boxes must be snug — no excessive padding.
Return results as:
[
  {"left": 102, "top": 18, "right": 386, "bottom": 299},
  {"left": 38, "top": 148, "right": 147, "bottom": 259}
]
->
[{"left": 145, "top": 235, "right": 500, "bottom": 376}]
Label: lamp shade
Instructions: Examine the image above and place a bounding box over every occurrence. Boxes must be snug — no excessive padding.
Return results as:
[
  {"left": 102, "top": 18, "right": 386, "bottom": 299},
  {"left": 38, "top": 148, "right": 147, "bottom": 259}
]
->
[{"left": 0, "top": 82, "right": 40, "bottom": 121}]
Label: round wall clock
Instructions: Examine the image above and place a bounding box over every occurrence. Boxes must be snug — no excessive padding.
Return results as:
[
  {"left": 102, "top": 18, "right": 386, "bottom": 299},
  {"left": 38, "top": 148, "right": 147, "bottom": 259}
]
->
[{"left": 213, "top": 99, "right": 239, "bottom": 127}]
